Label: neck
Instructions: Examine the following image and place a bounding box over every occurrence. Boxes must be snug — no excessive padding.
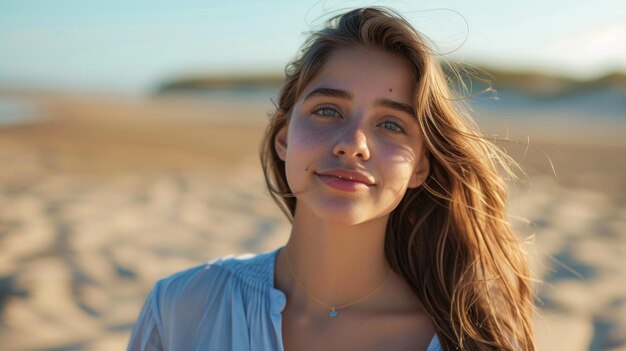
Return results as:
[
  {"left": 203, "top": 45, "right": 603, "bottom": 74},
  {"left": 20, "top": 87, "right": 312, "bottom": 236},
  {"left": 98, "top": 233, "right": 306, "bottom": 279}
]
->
[{"left": 275, "top": 204, "right": 395, "bottom": 316}]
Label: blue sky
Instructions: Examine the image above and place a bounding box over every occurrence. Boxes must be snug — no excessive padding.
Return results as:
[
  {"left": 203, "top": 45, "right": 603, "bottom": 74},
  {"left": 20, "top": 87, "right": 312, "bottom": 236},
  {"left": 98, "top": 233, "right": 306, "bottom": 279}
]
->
[{"left": 1, "top": 0, "right": 624, "bottom": 95}]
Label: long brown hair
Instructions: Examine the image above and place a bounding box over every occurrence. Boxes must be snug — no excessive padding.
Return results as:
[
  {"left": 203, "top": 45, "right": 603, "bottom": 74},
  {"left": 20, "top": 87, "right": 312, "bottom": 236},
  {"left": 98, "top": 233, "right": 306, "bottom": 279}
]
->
[{"left": 260, "top": 7, "right": 535, "bottom": 351}]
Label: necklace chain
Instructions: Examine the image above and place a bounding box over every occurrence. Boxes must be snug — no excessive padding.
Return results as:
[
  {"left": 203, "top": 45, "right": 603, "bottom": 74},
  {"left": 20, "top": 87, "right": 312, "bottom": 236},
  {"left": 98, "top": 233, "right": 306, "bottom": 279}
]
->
[{"left": 283, "top": 246, "right": 392, "bottom": 317}]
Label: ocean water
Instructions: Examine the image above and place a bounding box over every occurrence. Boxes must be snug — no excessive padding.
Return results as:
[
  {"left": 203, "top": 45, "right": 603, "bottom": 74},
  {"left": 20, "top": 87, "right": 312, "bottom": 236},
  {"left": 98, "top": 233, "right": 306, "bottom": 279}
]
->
[
  {"left": 469, "top": 86, "right": 626, "bottom": 120},
  {"left": 0, "top": 97, "right": 41, "bottom": 127}
]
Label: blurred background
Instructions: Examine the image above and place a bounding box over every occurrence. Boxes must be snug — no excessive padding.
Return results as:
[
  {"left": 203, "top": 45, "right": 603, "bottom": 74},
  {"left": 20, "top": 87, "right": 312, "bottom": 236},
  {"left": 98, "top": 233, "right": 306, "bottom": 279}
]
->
[{"left": 0, "top": 1, "right": 624, "bottom": 350}]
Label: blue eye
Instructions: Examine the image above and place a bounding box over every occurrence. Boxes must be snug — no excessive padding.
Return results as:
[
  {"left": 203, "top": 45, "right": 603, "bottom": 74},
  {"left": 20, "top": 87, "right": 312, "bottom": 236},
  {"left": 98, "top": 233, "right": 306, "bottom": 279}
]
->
[
  {"left": 313, "top": 105, "right": 341, "bottom": 118},
  {"left": 381, "top": 121, "right": 405, "bottom": 133}
]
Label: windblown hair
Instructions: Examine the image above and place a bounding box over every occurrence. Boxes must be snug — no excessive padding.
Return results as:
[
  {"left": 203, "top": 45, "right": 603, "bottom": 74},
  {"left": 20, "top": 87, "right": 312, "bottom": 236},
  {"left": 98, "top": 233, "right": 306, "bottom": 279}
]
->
[{"left": 260, "top": 7, "right": 535, "bottom": 351}]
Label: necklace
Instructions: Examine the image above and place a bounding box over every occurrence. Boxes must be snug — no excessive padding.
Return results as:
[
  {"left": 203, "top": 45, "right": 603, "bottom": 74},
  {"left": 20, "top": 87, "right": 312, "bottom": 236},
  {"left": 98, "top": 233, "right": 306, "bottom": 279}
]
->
[{"left": 283, "top": 246, "right": 392, "bottom": 318}]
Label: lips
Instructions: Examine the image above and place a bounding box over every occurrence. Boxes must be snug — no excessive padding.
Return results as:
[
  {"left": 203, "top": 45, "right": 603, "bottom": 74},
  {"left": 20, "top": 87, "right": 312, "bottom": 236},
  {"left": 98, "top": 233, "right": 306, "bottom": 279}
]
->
[{"left": 316, "top": 168, "right": 375, "bottom": 191}]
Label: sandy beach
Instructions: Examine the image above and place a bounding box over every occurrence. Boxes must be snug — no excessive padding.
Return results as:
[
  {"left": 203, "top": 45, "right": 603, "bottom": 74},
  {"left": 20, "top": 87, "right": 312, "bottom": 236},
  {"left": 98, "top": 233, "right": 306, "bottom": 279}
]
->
[{"left": 0, "top": 91, "right": 624, "bottom": 350}]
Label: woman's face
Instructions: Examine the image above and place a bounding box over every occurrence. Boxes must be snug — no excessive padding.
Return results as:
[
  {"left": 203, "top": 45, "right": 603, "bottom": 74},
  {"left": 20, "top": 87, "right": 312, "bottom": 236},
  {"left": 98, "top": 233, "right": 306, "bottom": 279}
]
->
[{"left": 274, "top": 46, "right": 430, "bottom": 225}]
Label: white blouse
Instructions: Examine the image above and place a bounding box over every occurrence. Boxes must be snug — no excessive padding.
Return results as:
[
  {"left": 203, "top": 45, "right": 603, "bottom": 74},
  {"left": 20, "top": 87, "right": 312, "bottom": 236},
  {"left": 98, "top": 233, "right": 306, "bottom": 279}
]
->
[{"left": 127, "top": 246, "right": 442, "bottom": 351}]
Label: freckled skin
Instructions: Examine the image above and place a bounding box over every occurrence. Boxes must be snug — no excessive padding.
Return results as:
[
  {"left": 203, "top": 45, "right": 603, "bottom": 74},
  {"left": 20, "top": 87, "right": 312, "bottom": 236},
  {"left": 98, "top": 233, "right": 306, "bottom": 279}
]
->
[{"left": 275, "top": 46, "right": 430, "bottom": 225}]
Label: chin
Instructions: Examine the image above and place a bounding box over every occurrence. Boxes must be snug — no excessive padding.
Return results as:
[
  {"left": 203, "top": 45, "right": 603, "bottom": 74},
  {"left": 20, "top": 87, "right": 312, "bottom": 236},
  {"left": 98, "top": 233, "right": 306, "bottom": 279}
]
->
[
  {"left": 311, "top": 203, "right": 381, "bottom": 226},
  {"left": 320, "top": 213, "right": 367, "bottom": 226},
  {"left": 294, "top": 193, "right": 392, "bottom": 226}
]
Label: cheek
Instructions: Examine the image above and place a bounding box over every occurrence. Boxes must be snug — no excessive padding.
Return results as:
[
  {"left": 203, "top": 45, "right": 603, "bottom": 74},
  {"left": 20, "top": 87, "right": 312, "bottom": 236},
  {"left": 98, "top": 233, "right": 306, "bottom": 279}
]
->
[
  {"left": 287, "top": 119, "right": 334, "bottom": 155},
  {"left": 282, "top": 121, "right": 329, "bottom": 188},
  {"left": 379, "top": 144, "right": 418, "bottom": 184}
]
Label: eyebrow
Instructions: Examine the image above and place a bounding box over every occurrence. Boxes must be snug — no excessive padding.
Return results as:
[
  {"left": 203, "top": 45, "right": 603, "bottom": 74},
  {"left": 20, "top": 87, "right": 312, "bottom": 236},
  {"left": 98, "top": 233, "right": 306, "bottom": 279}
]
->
[
  {"left": 304, "top": 87, "right": 415, "bottom": 117},
  {"left": 305, "top": 87, "right": 353, "bottom": 101},
  {"left": 376, "top": 97, "right": 415, "bottom": 117}
]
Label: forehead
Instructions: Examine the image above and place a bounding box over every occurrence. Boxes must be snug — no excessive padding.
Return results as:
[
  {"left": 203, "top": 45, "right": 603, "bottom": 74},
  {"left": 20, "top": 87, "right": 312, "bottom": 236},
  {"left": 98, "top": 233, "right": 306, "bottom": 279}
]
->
[{"left": 301, "top": 46, "right": 414, "bottom": 102}]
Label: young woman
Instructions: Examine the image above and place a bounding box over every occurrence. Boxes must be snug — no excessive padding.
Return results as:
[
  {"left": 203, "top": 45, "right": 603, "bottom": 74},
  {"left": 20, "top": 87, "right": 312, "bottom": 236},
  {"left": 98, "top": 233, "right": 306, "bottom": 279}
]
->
[{"left": 128, "top": 7, "right": 535, "bottom": 351}]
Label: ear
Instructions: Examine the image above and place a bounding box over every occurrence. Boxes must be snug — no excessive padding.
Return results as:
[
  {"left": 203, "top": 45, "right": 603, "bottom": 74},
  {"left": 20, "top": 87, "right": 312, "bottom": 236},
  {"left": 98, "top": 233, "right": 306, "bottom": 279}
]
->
[
  {"left": 274, "top": 123, "right": 289, "bottom": 161},
  {"left": 408, "top": 151, "right": 430, "bottom": 189}
]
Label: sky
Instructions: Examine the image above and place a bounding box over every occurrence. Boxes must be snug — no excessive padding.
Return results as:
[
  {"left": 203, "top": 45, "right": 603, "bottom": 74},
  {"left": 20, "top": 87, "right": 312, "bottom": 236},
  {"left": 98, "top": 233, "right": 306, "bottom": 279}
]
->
[{"left": 1, "top": 0, "right": 625, "bottom": 95}]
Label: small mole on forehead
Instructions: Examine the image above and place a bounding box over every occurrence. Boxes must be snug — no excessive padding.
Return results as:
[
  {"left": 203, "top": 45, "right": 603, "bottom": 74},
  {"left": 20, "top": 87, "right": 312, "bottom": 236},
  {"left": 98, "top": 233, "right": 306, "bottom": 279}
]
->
[{"left": 388, "top": 88, "right": 393, "bottom": 92}]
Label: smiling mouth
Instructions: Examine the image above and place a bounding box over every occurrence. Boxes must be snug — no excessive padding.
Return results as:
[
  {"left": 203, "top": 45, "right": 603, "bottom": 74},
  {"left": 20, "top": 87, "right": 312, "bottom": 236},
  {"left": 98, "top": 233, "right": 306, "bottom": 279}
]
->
[
  {"left": 325, "top": 175, "right": 368, "bottom": 184},
  {"left": 315, "top": 172, "right": 374, "bottom": 192}
]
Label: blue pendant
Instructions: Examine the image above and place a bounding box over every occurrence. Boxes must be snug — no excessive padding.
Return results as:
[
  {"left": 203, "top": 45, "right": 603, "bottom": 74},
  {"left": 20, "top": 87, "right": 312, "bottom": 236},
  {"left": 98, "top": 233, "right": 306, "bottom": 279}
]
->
[{"left": 329, "top": 309, "right": 338, "bottom": 318}]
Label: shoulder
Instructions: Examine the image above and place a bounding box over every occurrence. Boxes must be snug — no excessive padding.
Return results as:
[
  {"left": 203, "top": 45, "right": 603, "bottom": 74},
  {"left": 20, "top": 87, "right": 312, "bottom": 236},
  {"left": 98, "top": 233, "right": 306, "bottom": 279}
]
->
[
  {"left": 151, "top": 248, "right": 279, "bottom": 310},
  {"left": 133, "top": 249, "right": 281, "bottom": 347}
]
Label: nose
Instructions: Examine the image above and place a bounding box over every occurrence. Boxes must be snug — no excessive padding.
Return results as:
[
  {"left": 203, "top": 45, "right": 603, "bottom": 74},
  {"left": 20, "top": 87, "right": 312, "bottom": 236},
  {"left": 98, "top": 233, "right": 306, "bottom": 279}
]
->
[{"left": 332, "top": 124, "right": 370, "bottom": 160}]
